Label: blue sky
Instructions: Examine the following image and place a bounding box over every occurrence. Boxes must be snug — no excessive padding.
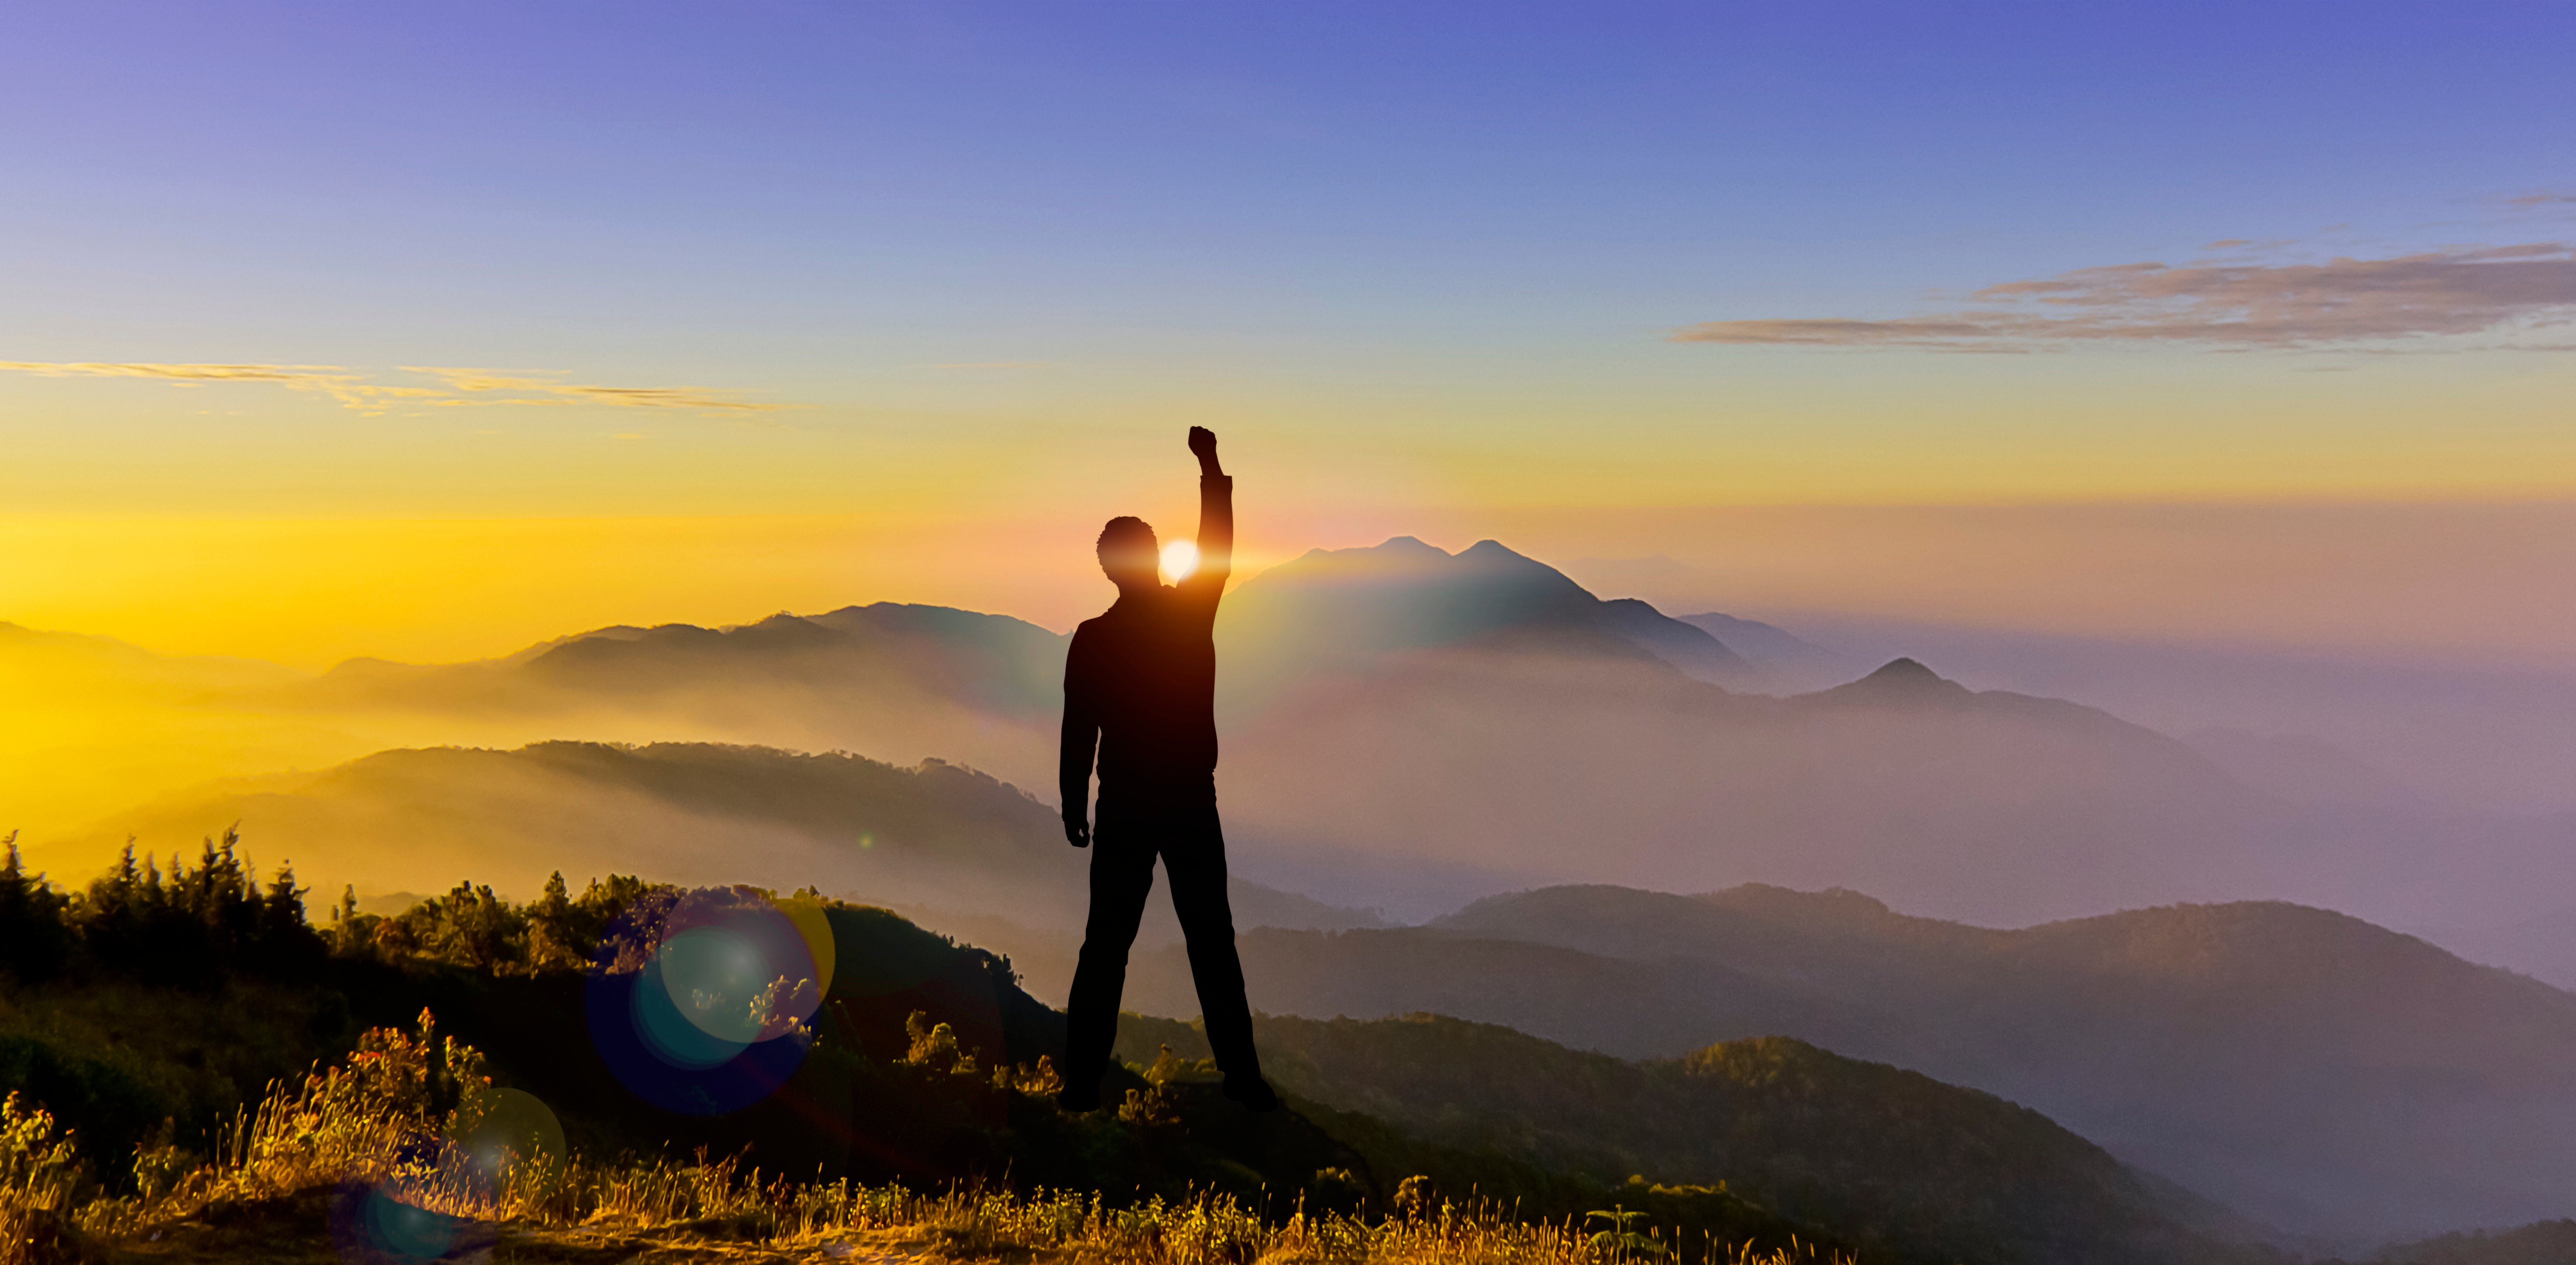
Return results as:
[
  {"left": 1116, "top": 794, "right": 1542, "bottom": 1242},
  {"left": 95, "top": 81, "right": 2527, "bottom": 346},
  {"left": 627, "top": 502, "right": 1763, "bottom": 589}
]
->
[{"left": 10, "top": 1, "right": 2572, "bottom": 376}]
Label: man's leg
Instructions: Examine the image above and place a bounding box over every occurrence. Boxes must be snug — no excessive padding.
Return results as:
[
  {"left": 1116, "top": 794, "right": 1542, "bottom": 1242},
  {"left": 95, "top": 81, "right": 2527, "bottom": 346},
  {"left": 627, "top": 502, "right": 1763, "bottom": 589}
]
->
[
  {"left": 1159, "top": 801, "right": 1274, "bottom": 1107},
  {"left": 1062, "top": 826, "right": 1157, "bottom": 1108}
]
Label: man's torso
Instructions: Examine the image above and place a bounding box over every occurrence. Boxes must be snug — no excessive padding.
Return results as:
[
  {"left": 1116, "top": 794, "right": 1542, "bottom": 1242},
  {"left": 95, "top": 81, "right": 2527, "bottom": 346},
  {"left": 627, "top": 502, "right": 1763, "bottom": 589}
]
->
[{"left": 1068, "top": 585, "right": 1221, "bottom": 797}]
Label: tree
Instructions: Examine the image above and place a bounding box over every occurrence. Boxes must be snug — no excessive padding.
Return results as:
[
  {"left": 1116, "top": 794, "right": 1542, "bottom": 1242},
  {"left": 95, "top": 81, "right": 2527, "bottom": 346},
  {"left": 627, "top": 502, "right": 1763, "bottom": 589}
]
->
[
  {"left": 412, "top": 881, "right": 528, "bottom": 972},
  {"left": 0, "top": 834, "right": 71, "bottom": 981},
  {"left": 526, "top": 871, "right": 587, "bottom": 970}
]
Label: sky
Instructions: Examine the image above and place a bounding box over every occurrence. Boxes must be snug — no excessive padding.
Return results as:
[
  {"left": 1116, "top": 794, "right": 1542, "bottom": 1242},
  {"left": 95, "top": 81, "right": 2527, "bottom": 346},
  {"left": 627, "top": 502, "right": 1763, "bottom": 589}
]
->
[{"left": 3, "top": 1, "right": 2574, "bottom": 666}]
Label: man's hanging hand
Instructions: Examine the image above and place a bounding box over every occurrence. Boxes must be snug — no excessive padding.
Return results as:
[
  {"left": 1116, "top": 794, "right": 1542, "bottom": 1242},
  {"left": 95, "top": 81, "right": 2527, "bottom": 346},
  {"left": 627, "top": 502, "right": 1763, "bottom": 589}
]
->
[{"left": 1064, "top": 810, "right": 1090, "bottom": 849}]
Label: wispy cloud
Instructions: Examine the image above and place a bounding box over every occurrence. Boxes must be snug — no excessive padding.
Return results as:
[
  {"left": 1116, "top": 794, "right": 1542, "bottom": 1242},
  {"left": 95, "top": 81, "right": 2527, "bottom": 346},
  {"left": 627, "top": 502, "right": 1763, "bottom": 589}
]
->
[
  {"left": 403, "top": 367, "right": 783, "bottom": 411},
  {"left": 0, "top": 361, "right": 345, "bottom": 383},
  {"left": 1674, "top": 244, "right": 2576, "bottom": 352},
  {"left": 2500, "top": 191, "right": 2576, "bottom": 209},
  {"left": 0, "top": 361, "right": 786, "bottom": 415},
  {"left": 0, "top": 361, "right": 437, "bottom": 413}
]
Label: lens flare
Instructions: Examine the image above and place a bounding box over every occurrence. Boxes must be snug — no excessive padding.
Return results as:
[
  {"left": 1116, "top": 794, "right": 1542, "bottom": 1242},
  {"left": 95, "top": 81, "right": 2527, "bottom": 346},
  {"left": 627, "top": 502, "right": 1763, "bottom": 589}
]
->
[
  {"left": 584, "top": 886, "right": 834, "bottom": 1116},
  {"left": 328, "top": 1171, "right": 492, "bottom": 1265},
  {"left": 448, "top": 1087, "right": 566, "bottom": 1192},
  {"left": 1161, "top": 539, "right": 1198, "bottom": 581}
]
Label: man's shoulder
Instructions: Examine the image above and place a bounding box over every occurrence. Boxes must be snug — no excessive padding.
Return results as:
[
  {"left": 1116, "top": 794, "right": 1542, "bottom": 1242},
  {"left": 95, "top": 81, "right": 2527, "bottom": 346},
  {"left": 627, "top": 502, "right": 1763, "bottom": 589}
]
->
[{"left": 1069, "top": 611, "right": 1122, "bottom": 649}]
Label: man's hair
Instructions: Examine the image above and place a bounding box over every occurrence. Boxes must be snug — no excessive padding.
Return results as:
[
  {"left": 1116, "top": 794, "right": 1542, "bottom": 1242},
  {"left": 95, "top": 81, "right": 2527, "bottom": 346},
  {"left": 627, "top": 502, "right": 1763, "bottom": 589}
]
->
[{"left": 1097, "top": 516, "right": 1157, "bottom": 560}]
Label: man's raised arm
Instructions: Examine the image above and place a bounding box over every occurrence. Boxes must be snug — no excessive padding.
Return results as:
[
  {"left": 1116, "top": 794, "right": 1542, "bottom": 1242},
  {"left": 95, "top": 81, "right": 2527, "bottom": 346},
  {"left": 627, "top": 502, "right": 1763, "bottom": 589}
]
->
[{"left": 1187, "top": 426, "right": 1232, "bottom": 596}]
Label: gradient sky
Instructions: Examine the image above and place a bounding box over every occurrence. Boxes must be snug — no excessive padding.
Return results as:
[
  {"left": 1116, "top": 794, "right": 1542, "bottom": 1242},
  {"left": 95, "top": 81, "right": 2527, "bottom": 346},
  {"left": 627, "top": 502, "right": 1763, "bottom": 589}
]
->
[{"left": 4, "top": 2, "right": 2574, "bottom": 665}]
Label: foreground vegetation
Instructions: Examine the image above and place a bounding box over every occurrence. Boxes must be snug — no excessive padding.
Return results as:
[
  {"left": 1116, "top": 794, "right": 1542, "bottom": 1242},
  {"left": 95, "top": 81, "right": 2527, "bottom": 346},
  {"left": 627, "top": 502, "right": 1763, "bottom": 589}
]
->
[
  {"left": 0, "top": 1008, "right": 1847, "bottom": 1265},
  {"left": 0, "top": 831, "right": 1863, "bottom": 1263},
  {"left": 0, "top": 829, "right": 2557, "bottom": 1265}
]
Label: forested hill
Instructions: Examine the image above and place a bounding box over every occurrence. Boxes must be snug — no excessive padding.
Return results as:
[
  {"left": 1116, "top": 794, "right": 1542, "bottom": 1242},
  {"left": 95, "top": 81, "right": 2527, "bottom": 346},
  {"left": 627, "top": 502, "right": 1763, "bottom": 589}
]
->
[{"left": 1108, "top": 884, "right": 2576, "bottom": 1237}]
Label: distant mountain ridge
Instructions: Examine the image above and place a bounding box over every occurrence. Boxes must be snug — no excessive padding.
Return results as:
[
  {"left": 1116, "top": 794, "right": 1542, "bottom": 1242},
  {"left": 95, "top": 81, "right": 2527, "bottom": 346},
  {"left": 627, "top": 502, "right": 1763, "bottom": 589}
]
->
[
  {"left": 302, "top": 541, "right": 1749, "bottom": 720},
  {"left": 1213, "top": 536, "right": 1751, "bottom": 707},
  {"left": 1673, "top": 610, "right": 1857, "bottom": 693},
  {"left": 46, "top": 534, "right": 2571, "bottom": 940},
  {"left": 0, "top": 620, "right": 301, "bottom": 697},
  {"left": 91, "top": 537, "right": 2465, "bottom": 929},
  {"left": 313, "top": 601, "right": 1066, "bottom": 718}
]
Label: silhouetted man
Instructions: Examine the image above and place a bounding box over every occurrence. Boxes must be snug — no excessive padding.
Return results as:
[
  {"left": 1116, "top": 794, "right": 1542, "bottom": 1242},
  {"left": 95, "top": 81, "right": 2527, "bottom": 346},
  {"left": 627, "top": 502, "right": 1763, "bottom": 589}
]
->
[{"left": 1057, "top": 426, "right": 1279, "bottom": 1113}]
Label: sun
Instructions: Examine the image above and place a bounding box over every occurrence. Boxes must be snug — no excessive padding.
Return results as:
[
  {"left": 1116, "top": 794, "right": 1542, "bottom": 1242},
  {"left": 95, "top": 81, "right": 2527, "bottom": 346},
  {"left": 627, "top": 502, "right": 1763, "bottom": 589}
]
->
[{"left": 1160, "top": 540, "right": 1199, "bottom": 582}]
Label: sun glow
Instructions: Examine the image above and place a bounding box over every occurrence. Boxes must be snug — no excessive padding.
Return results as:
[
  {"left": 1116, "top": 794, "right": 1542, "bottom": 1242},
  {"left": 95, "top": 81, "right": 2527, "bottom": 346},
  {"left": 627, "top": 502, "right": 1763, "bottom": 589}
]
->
[{"left": 1161, "top": 540, "right": 1199, "bottom": 582}]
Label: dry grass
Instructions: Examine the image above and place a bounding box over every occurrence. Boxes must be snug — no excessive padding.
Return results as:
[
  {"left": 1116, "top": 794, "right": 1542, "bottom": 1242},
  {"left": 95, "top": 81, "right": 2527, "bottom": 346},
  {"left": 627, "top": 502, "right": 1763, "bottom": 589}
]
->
[{"left": 0, "top": 1013, "right": 1852, "bottom": 1265}]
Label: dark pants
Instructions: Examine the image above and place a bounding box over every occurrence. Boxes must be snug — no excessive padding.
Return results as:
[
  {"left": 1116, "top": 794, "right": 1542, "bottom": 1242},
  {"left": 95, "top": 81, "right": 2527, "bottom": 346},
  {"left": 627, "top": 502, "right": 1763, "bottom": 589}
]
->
[{"left": 1063, "top": 795, "right": 1262, "bottom": 1088}]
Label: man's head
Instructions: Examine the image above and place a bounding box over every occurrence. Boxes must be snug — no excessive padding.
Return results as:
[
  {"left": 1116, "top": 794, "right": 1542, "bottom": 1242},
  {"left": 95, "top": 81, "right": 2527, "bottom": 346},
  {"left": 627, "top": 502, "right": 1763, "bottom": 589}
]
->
[{"left": 1096, "top": 516, "right": 1161, "bottom": 593}]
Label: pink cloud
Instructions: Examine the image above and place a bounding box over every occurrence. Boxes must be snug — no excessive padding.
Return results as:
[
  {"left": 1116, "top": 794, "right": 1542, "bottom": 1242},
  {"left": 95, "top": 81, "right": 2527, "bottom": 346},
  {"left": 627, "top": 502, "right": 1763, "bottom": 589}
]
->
[{"left": 1674, "top": 244, "right": 2576, "bottom": 350}]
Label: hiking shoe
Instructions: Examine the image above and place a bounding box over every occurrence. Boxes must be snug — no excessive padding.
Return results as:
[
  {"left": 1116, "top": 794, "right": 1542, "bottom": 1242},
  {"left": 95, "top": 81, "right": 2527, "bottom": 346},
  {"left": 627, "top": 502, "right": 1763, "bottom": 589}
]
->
[
  {"left": 1222, "top": 1076, "right": 1281, "bottom": 1113},
  {"left": 1056, "top": 1085, "right": 1103, "bottom": 1113}
]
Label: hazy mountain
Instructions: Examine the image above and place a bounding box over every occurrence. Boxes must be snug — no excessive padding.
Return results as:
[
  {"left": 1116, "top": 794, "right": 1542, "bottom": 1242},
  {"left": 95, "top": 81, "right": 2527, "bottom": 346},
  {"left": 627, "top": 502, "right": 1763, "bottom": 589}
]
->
[
  {"left": 112, "top": 540, "right": 2475, "bottom": 932},
  {"left": 0, "top": 622, "right": 349, "bottom": 845},
  {"left": 1213, "top": 536, "right": 1751, "bottom": 706},
  {"left": 2182, "top": 728, "right": 2427, "bottom": 810},
  {"left": 1118, "top": 1012, "right": 2269, "bottom": 1265},
  {"left": 1122, "top": 882, "right": 2576, "bottom": 1238},
  {"left": 2423, "top": 908, "right": 2576, "bottom": 993},
  {"left": 82, "top": 740, "right": 1378, "bottom": 952},
  {"left": 1673, "top": 611, "right": 1860, "bottom": 694},
  {"left": 1220, "top": 640, "right": 2300, "bottom": 924},
  {"left": 1210, "top": 549, "right": 2566, "bottom": 933},
  {"left": 284, "top": 540, "right": 1748, "bottom": 742},
  {"left": 0, "top": 622, "right": 300, "bottom": 697},
  {"left": 314, "top": 602, "right": 1065, "bottom": 713},
  {"left": 286, "top": 603, "right": 1070, "bottom": 787},
  {"left": 1762, "top": 612, "right": 2576, "bottom": 817}
]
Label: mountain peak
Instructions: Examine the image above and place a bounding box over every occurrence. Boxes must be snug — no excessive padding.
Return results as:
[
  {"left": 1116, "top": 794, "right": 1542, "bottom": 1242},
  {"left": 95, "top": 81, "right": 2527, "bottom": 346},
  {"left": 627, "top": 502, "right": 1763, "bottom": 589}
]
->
[
  {"left": 1221, "top": 534, "right": 1752, "bottom": 691},
  {"left": 1800, "top": 656, "right": 1975, "bottom": 706}
]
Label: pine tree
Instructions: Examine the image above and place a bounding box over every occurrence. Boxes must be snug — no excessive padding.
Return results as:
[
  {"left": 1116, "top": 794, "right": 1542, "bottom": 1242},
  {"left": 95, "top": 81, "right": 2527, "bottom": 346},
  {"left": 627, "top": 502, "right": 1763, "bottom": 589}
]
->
[
  {"left": 527, "top": 871, "right": 586, "bottom": 970},
  {"left": 259, "top": 862, "right": 308, "bottom": 944},
  {"left": 0, "top": 833, "right": 71, "bottom": 980},
  {"left": 76, "top": 841, "right": 147, "bottom": 969}
]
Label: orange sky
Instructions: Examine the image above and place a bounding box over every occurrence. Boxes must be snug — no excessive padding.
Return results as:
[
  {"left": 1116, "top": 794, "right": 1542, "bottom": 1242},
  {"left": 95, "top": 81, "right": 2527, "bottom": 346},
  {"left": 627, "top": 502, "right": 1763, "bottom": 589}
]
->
[{"left": 3, "top": 498, "right": 2570, "bottom": 673}]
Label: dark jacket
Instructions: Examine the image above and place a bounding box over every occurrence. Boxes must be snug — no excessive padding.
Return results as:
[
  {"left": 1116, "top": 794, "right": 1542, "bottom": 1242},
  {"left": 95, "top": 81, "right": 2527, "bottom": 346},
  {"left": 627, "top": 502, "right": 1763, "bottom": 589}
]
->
[{"left": 1061, "top": 473, "right": 1234, "bottom": 805}]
